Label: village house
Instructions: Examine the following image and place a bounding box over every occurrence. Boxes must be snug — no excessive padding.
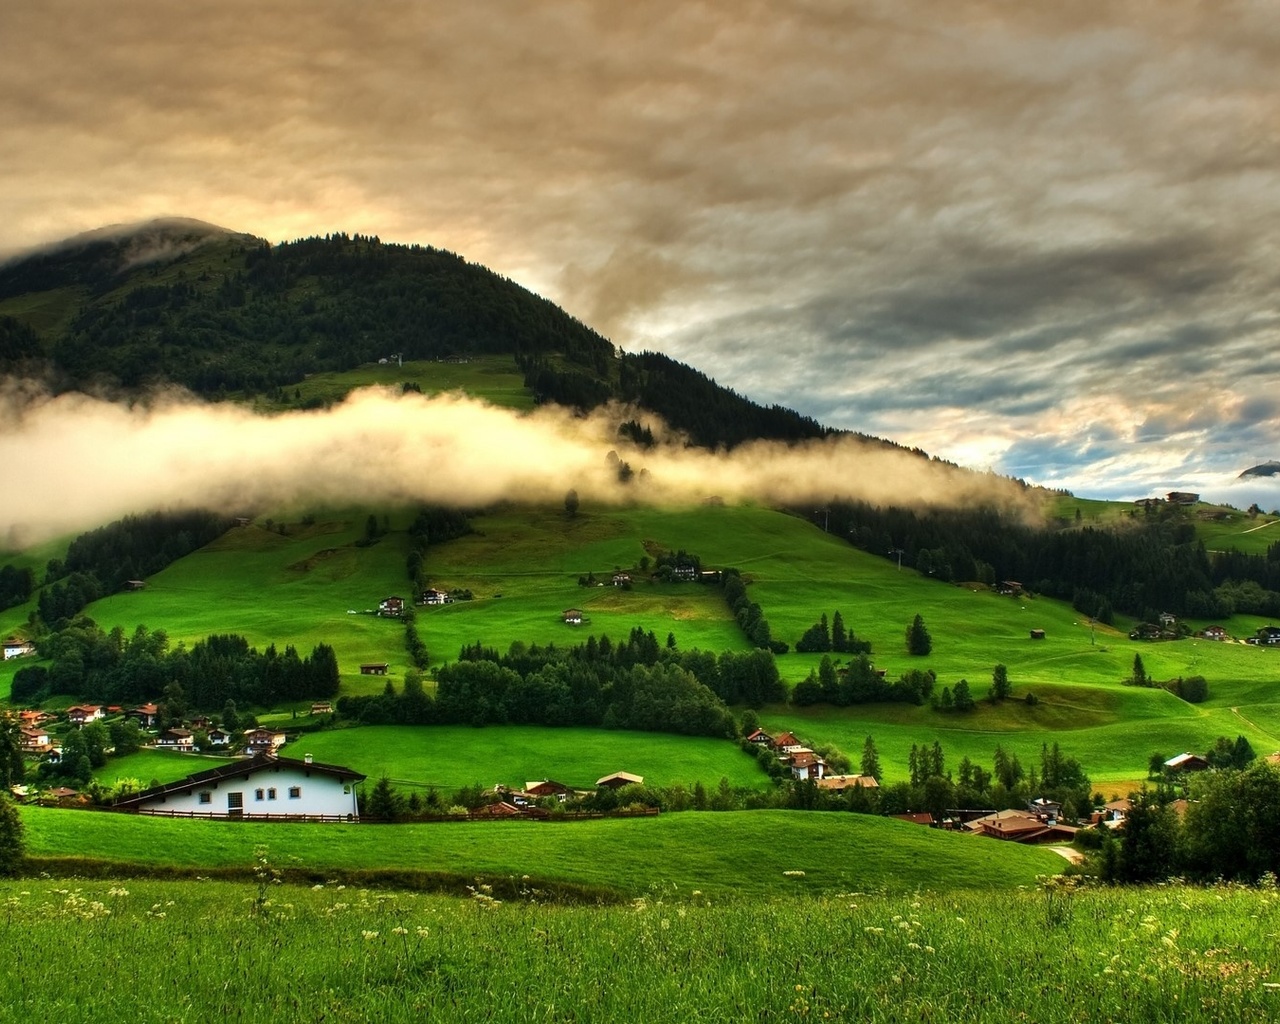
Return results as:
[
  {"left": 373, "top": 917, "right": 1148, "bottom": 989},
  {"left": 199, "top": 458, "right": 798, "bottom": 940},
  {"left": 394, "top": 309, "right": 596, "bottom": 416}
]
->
[
  {"left": 155, "top": 728, "right": 195, "bottom": 752},
  {"left": 1166, "top": 491, "right": 1200, "bottom": 505},
  {"left": 744, "top": 728, "right": 773, "bottom": 745},
  {"left": 124, "top": 703, "right": 160, "bottom": 729},
  {"left": 1199, "top": 625, "right": 1229, "bottom": 641},
  {"left": 815, "top": 774, "right": 879, "bottom": 792},
  {"left": 244, "top": 728, "right": 287, "bottom": 755},
  {"left": 670, "top": 565, "right": 697, "bottom": 582},
  {"left": 359, "top": 662, "right": 389, "bottom": 676},
  {"left": 417, "top": 588, "right": 452, "bottom": 606},
  {"left": 562, "top": 609, "right": 583, "bottom": 625},
  {"left": 114, "top": 752, "right": 365, "bottom": 819},
  {"left": 189, "top": 715, "right": 213, "bottom": 731},
  {"left": 611, "top": 572, "right": 631, "bottom": 587},
  {"left": 596, "top": 771, "right": 644, "bottom": 789},
  {"left": 770, "top": 731, "right": 805, "bottom": 753},
  {"left": 310, "top": 701, "right": 333, "bottom": 715},
  {"left": 786, "top": 749, "right": 827, "bottom": 781},
  {"left": 1250, "top": 625, "right": 1280, "bottom": 646},
  {"left": 525, "top": 779, "right": 574, "bottom": 800},
  {"left": 1164, "top": 752, "right": 1210, "bottom": 773},
  {"left": 20, "top": 727, "right": 52, "bottom": 753},
  {"left": 2, "top": 639, "right": 35, "bottom": 660},
  {"left": 66, "top": 705, "right": 104, "bottom": 726},
  {"left": 124, "top": 579, "right": 147, "bottom": 591},
  {"left": 18, "top": 709, "right": 53, "bottom": 727},
  {"left": 206, "top": 727, "right": 232, "bottom": 747},
  {"left": 377, "top": 596, "right": 406, "bottom": 617}
]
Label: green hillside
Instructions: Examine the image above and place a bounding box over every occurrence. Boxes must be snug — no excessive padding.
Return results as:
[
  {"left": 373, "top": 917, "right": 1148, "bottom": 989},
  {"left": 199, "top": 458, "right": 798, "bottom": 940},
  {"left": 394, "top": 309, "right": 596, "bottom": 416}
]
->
[{"left": 19, "top": 805, "right": 1061, "bottom": 896}]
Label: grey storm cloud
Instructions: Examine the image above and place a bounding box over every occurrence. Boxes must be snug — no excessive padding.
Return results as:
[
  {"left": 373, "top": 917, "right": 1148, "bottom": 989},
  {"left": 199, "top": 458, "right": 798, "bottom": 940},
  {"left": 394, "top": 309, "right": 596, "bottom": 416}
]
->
[{"left": 2, "top": 0, "right": 1280, "bottom": 495}]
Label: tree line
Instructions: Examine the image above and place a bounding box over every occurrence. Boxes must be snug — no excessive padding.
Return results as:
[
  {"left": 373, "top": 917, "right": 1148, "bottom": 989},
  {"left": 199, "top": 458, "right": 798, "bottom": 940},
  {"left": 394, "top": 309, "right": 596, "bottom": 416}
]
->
[{"left": 10, "top": 618, "right": 339, "bottom": 708}]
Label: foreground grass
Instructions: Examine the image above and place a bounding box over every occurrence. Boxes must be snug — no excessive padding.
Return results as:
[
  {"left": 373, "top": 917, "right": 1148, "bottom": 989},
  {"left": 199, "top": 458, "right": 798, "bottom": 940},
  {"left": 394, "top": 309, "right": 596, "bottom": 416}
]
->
[
  {"left": 1, "top": 877, "right": 1276, "bottom": 1023},
  {"left": 20, "top": 807, "right": 1061, "bottom": 897}
]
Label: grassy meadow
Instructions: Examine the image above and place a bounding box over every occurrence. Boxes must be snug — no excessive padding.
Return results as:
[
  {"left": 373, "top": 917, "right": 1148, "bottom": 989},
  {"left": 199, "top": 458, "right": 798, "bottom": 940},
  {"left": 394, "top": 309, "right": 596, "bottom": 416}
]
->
[
  {"left": 19, "top": 805, "right": 1062, "bottom": 896},
  {"left": 1, "top": 876, "right": 1277, "bottom": 1023},
  {"left": 7, "top": 500, "right": 1280, "bottom": 788},
  {"left": 275, "top": 724, "right": 769, "bottom": 792}
]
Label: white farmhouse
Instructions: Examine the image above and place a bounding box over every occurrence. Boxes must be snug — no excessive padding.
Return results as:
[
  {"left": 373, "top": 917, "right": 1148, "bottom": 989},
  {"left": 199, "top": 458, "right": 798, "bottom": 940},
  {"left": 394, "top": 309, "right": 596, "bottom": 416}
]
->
[{"left": 113, "top": 752, "right": 365, "bottom": 820}]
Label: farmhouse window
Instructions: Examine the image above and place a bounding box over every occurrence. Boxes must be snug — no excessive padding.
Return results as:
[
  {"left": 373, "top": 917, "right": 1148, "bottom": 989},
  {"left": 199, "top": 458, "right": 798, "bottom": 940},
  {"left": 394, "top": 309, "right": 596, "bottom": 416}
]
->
[
  {"left": 254, "top": 789, "right": 265, "bottom": 801},
  {"left": 289, "top": 786, "right": 301, "bottom": 799},
  {"left": 198, "top": 792, "right": 212, "bottom": 805},
  {"left": 268, "top": 788, "right": 277, "bottom": 800}
]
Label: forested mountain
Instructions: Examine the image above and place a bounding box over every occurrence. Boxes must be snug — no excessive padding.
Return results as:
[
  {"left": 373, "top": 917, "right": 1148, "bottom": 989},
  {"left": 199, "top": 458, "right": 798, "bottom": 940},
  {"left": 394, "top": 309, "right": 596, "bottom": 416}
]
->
[{"left": 0, "top": 221, "right": 843, "bottom": 450}]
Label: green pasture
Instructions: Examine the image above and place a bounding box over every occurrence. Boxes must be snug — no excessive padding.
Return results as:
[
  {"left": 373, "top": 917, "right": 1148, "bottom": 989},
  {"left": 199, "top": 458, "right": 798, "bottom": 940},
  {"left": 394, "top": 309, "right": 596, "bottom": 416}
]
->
[
  {"left": 2, "top": 879, "right": 1275, "bottom": 1024},
  {"left": 89, "top": 749, "right": 237, "bottom": 789},
  {"left": 19, "top": 805, "right": 1061, "bottom": 896},
  {"left": 78, "top": 512, "right": 417, "bottom": 696},
  {"left": 274, "top": 724, "right": 769, "bottom": 792},
  {"left": 1195, "top": 512, "right": 1280, "bottom": 555},
  {"left": 263, "top": 355, "right": 534, "bottom": 411}
]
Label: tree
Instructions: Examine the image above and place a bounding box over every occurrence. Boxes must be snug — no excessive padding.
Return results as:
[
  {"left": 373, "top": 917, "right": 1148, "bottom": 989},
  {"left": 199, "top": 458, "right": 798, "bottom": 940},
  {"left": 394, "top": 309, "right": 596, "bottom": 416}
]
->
[
  {"left": 364, "top": 775, "right": 406, "bottom": 822},
  {"left": 953, "top": 678, "right": 975, "bottom": 711},
  {"left": 906, "top": 614, "right": 932, "bottom": 656},
  {"left": 861, "top": 736, "right": 881, "bottom": 780},
  {"left": 1130, "top": 653, "right": 1148, "bottom": 687},
  {"left": 990, "top": 663, "right": 1011, "bottom": 701},
  {"left": 0, "top": 794, "right": 23, "bottom": 875},
  {"left": 831, "top": 611, "right": 847, "bottom": 653},
  {"left": 0, "top": 713, "right": 24, "bottom": 790},
  {"left": 564, "top": 489, "right": 579, "bottom": 518}
]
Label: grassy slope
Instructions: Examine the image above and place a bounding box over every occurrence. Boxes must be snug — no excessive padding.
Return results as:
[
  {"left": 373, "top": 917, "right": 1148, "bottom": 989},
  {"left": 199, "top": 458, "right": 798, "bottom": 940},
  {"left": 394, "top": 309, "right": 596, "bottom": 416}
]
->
[
  {"left": 284, "top": 724, "right": 769, "bottom": 791},
  {"left": 20, "top": 805, "right": 1061, "bottom": 896},
  {"left": 9, "top": 503, "right": 1280, "bottom": 787}
]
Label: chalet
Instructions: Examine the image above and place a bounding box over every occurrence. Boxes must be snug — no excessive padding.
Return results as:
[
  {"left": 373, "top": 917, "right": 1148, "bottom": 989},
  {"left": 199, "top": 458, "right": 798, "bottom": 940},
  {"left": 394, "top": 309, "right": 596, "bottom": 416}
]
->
[
  {"left": 1199, "top": 625, "right": 1229, "bottom": 641},
  {"left": 155, "top": 728, "right": 195, "bottom": 752},
  {"left": 995, "top": 581, "right": 1024, "bottom": 596},
  {"left": 124, "top": 579, "right": 147, "bottom": 591},
  {"left": 1027, "top": 797, "right": 1062, "bottom": 822},
  {"left": 18, "top": 709, "right": 53, "bottom": 727},
  {"left": 788, "top": 749, "right": 827, "bottom": 781},
  {"left": 745, "top": 728, "right": 773, "bottom": 745},
  {"left": 596, "top": 771, "right": 644, "bottom": 789},
  {"left": 206, "top": 728, "right": 232, "bottom": 747},
  {"left": 244, "top": 728, "right": 287, "bottom": 754},
  {"left": 1252, "top": 625, "right": 1280, "bottom": 646},
  {"left": 815, "top": 774, "right": 879, "bottom": 791},
  {"left": 359, "top": 663, "right": 389, "bottom": 676},
  {"left": 66, "top": 705, "right": 104, "bottom": 726},
  {"left": 525, "top": 779, "right": 573, "bottom": 800},
  {"left": 378, "top": 596, "right": 406, "bottom": 617},
  {"left": 770, "top": 731, "right": 804, "bottom": 753},
  {"left": 124, "top": 703, "right": 160, "bottom": 729},
  {"left": 671, "top": 565, "right": 697, "bottom": 582},
  {"left": 1091, "top": 799, "right": 1131, "bottom": 828},
  {"left": 114, "top": 752, "right": 365, "bottom": 819},
  {"left": 19, "top": 727, "right": 52, "bottom": 753},
  {"left": 471, "top": 800, "right": 523, "bottom": 818},
  {"left": 2, "top": 639, "right": 35, "bottom": 660},
  {"left": 234, "top": 516, "right": 251, "bottom": 527},
  {"left": 189, "top": 715, "right": 213, "bottom": 731},
  {"left": 563, "top": 609, "right": 583, "bottom": 625},
  {"left": 1167, "top": 491, "right": 1200, "bottom": 505},
  {"left": 611, "top": 572, "right": 632, "bottom": 587},
  {"left": 1164, "top": 752, "right": 1210, "bottom": 773},
  {"left": 1158, "top": 612, "right": 1177, "bottom": 629},
  {"left": 418, "top": 588, "right": 452, "bottom": 606},
  {"left": 310, "top": 701, "right": 333, "bottom": 715},
  {"left": 1029, "top": 629, "right": 1046, "bottom": 640}
]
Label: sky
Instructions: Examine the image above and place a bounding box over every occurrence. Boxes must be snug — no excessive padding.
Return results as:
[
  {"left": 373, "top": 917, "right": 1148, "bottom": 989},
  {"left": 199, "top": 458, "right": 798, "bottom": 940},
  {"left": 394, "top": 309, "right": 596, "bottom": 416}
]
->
[{"left": 2, "top": 1, "right": 1279, "bottom": 507}]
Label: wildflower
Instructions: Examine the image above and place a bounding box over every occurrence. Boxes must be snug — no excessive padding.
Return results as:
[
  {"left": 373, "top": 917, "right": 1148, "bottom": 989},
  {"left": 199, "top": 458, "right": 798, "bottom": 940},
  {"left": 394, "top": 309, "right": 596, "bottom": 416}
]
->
[
  {"left": 392, "top": 926, "right": 408, "bottom": 935},
  {"left": 925, "top": 946, "right": 935, "bottom": 954},
  {"left": 660, "top": 918, "right": 670, "bottom": 930},
  {"left": 362, "top": 930, "right": 379, "bottom": 940},
  {"left": 312, "top": 884, "right": 325, "bottom": 891},
  {"left": 416, "top": 927, "right": 430, "bottom": 938},
  {"left": 783, "top": 870, "right": 806, "bottom": 878}
]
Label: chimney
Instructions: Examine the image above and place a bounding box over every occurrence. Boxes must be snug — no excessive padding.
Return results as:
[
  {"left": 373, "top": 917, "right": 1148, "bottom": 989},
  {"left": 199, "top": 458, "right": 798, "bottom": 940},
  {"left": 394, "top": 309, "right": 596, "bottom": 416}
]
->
[{"left": 304, "top": 753, "right": 313, "bottom": 764}]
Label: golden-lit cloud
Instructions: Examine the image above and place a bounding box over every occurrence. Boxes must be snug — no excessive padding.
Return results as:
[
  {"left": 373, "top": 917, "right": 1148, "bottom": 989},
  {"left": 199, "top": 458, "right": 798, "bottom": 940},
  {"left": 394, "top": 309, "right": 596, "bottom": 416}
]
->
[
  {"left": 2, "top": 1, "right": 1279, "bottom": 493},
  {"left": 0, "top": 385, "right": 1032, "bottom": 549}
]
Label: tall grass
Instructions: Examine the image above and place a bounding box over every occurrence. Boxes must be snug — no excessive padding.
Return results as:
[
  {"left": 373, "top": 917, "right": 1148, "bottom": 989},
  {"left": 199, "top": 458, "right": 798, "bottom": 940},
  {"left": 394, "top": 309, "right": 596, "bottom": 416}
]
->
[{"left": 1, "top": 875, "right": 1276, "bottom": 1022}]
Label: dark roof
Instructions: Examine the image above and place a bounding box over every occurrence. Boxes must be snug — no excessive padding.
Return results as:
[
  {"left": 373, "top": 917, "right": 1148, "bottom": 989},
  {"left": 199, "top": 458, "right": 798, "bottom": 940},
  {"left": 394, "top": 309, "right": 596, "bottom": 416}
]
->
[{"left": 113, "top": 753, "right": 365, "bottom": 808}]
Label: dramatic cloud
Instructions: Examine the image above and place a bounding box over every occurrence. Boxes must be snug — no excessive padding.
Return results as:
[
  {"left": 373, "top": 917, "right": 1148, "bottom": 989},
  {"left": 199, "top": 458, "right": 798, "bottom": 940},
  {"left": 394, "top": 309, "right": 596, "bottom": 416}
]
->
[
  {"left": 2, "top": 1, "right": 1279, "bottom": 494},
  {"left": 0, "top": 386, "right": 1032, "bottom": 549}
]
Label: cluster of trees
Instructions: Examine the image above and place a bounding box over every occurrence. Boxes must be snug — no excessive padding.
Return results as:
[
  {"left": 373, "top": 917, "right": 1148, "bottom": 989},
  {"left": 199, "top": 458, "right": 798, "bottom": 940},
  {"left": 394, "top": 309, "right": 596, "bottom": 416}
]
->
[
  {"left": 821, "top": 498, "right": 1280, "bottom": 624},
  {"left": 11, "top": 619, "right": 338, "bottom": 708},
  {"left": 721, "top": 571, "right": 783, "bottom": 652},
  {"left": 34, "top": 511, "right": 232, "bottom": 627},
  {"left": 1127, "top": 654, "right": 1209, "bottom": 703},
  {"left": 339, "top": 631, "right": 786, "bottom": 736},
  {"left": 0, "top": 563, "right": 35, "bottom": 614},
  {"left": 794, "top": 610, "right": 871, "bottom": 654},
  {"left": 790, "top": 655, "right": 937, "bottom": 707},
  {"left": 404, "top": 506, "right": 473, "bottom": 601},
  {"left": 1103, "top": 760, "right": 1280, "bottom": 883}
]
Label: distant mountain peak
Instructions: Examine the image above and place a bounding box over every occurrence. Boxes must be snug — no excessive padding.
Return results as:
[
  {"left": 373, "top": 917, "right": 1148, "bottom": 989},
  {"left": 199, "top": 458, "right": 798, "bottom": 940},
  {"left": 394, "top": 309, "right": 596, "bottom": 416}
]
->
[{"left": 1239, "top": 461, "right": 1280, "bottom": 478}]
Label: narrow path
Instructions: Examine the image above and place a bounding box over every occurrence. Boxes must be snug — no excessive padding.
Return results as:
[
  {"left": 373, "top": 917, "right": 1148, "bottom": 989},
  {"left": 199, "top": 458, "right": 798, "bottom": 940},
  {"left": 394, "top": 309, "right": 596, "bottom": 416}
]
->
[
  {"left": 1242, "top": 519, "right": 1279, "bottom": 535},
  {"left": 1230, "top": 705, "right": 1274, "bottom": 741},
  {"left": 1049, "top": 846, "right": 1083, "bottom": 865}
]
